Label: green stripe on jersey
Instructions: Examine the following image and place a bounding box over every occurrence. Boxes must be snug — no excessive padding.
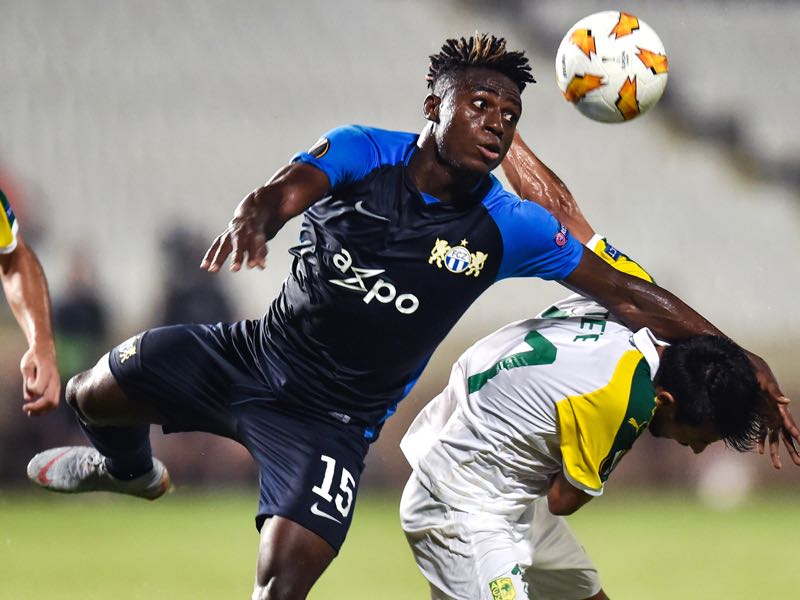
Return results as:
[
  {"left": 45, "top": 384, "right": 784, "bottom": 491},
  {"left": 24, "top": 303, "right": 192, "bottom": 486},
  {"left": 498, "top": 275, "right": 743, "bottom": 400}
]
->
[
  {"left": 597, "top": 357, "right": 656, "bottom": 482},
  {"left": 468, "top": 330, "right": 557, "bottom": 394}
]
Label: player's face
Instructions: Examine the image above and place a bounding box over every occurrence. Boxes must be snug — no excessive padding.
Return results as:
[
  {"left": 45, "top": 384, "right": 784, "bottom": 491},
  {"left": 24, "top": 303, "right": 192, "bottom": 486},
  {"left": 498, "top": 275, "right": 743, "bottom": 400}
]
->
[
  {"left": 433, "top": 68, "right": 522, "bottom": 174},
  {"left": 649, "top": 404, "right": 722, "bottom": 454}
]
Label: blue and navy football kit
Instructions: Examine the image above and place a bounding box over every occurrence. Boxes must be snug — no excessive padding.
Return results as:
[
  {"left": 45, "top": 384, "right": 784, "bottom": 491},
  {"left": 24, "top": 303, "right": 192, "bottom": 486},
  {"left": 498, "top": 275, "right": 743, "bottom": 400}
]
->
[{"left": 109, "top": 125, "right": 583, "bottom": 550}]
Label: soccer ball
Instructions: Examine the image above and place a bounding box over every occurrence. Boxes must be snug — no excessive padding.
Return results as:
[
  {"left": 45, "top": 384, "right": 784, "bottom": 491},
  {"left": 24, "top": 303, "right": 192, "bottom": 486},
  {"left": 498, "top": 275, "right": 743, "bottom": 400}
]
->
[{"left": 555, "top": 11, "right": 669, "bottom": 123}]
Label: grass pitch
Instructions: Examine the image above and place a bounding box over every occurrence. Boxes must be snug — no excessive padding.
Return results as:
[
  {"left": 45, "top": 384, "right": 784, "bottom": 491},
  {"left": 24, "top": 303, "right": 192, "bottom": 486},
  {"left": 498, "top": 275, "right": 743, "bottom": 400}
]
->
[{"left": 0, "top": 488, "right": 797, "bottom": 599}]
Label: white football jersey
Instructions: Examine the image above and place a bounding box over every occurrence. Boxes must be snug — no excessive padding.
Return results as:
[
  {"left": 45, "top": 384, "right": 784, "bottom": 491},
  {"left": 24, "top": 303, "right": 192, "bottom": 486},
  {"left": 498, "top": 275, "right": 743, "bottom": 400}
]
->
[{"left": 401, "top": 235, "right": 661, "bottom": 520}]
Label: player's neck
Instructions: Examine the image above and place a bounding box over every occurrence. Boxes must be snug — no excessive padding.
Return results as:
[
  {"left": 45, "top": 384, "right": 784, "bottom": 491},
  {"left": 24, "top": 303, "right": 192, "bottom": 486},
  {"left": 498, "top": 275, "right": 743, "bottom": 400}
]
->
[{"left": 408, "top": 129, "right": 485, "bottom": 203}]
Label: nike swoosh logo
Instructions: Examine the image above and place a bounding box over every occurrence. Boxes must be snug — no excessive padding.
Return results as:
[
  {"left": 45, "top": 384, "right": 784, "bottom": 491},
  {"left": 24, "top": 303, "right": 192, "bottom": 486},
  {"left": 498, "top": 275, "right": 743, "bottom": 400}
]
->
[
  {"left": 310, "top": 502, "right": 342, "bottom": 524},
  {"left": 37, "top": 449, "right": 71, "bottom": 485},
  {"left": 354, "top": 200, "right": 390, "bottom": 222}
]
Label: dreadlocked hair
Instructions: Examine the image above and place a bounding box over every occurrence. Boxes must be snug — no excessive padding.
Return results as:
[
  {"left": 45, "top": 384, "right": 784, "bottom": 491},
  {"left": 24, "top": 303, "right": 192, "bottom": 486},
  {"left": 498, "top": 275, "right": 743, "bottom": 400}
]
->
[{"left": 427, "top": 34, "right": 535, "bottom": 92}]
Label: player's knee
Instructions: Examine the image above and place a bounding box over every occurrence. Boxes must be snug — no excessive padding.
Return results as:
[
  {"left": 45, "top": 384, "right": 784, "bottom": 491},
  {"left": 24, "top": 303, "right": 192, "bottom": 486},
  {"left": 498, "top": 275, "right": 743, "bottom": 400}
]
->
[
  {"left": 254, "top": 556, "right": 317, "bottom": 600},
  {"left": 65, "top": 371, "right": 89, "bottom": 418},
  {"left": 252, "top": 575, "right": 309, "bottom": 600},
  {"left": 65, "top": 369, "right": 108, "bottom": 425}
]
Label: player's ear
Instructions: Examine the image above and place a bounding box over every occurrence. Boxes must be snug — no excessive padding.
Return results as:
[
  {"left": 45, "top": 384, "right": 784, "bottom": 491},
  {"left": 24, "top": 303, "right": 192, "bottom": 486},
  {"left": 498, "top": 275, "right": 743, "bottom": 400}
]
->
[
  {"left": 655, "top": 390, "right": 676, "bottom": 408},
  {"left": 423, "top": 94, "right": 441, "bottom": 123}
]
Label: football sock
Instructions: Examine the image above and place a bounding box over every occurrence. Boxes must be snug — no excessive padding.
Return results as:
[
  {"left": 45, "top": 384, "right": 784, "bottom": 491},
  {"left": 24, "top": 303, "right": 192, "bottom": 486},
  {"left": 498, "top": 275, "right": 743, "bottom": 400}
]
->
[{"left": 78, "top": 419, "right": 154, "bottom": 480}]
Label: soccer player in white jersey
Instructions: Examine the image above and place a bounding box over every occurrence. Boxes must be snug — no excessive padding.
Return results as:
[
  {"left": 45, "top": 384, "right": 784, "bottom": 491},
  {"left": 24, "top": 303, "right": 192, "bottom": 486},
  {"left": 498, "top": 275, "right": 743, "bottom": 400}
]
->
[
  {"left": 0, "top": 187, "right": 60, "bottom": 416},
  {"left": 398, "top": 137, "right": 769, "bottom": 599}
]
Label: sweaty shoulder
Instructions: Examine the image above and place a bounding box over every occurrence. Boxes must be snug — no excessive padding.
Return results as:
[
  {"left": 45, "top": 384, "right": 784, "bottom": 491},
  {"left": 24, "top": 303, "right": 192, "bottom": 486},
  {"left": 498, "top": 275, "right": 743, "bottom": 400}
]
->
[
  {"left": 0, "top": 188, "right": 19, "bottom": 254},
  {"left": 292, "top": 125, "right": 417, "bottom": 190},
  {"left": 481, "top": 178, "right": 583, "bottom": 281}
]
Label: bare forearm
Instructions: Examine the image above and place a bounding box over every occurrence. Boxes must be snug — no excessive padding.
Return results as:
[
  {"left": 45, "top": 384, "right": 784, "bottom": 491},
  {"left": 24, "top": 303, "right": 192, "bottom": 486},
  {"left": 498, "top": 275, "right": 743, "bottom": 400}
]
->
[
  {"left": 3, "top": 239, "right": 61, "bottom": 415},
  {"left": 202, "top": 162, "right": 329, "bottom": 273},
  {"left": 607, "top": 274, "right": 722, "bottom": 340},
  {"left": 503, "top": 132, "right": 594, "bottom": 244},
  {"left": 1, "top": 241, "right": 54, "bottom": 348},
  {"left": 564, "top": 249, "right": 722, "bottom": 341},
  {"left": 243, "top": 160, "right": 334, "bottom": 241},
  {"left": 240, "top": 166, "right": 302, "bottom": 241}
]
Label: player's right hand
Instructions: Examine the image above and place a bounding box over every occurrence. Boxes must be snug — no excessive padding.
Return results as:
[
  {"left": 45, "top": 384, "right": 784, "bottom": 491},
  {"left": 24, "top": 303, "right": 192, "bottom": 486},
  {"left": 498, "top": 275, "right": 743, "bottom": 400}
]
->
[
  {"left": 749, "top": 351, "right": 800, "bottom": 469},
  {"left": 20, "top": 342, "right": 60, "bottom": 417},
  {"left": 201, "top": 207, "right": 268, "bottom": 273},
  {"left": 756, "top": 398, "right": 800, "bottom": 470}
]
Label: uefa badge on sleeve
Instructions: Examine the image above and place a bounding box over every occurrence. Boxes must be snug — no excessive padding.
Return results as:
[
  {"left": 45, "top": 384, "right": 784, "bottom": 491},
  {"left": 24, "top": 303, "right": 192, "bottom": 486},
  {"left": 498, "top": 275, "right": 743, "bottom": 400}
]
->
[{"left": 554, "top": 224, "right": 568, "bottom": 247}]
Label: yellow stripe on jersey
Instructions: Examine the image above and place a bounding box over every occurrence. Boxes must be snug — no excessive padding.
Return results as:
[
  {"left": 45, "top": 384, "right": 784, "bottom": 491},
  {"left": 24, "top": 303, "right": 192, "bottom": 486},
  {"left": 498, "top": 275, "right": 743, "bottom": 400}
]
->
[
  {"left": 588, "top": 237, "right": 654, "bottom": 283},
  {"left": 555, "top": 350, "right": 656, "bottom": 493},
  {"left": 0, "top": 188, "right": 18, "bottom": 251}
]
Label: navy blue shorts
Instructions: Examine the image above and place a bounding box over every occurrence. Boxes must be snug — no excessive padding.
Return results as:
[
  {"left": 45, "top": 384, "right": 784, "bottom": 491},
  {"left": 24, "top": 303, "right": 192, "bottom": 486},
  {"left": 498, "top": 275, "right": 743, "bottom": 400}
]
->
[{"left": 108, "top": 321, "right": 369, "bottom": 552}]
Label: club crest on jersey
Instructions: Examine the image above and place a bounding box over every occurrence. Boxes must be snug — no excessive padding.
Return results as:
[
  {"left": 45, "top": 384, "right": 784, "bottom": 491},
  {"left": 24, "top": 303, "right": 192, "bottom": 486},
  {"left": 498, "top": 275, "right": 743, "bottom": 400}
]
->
[
  {"left": 117, "top": 335, "right": 140, "bottom": 364},
  {"left": 489, "top": 577, "right": 516, "bottom": 600},
  {"left": 428, "top": 238, "right": 488, "bottom": 277},
  {"left": 555, "top": 223, "right": 568, "bottom": 248}
]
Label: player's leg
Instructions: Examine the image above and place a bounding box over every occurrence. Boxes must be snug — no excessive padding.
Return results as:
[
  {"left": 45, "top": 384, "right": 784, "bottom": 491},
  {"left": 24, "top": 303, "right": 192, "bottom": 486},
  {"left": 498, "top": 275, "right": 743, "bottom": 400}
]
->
[
  {"left": 65, "top": 350, "right": 168, "bottom": 427},
  {"left": 400, "top": 473, "right": 526, "bottom": 600},
  {"left": 400, "top": 473, "right": 467, "bottom": 599},
  {"left": 252, "top": 516, "right": 336, "bottom": 600},
  {"left": 28, "top": 324, "right": 251, "bottom": 498},
  {"left": 27, "top": 334, "right": 171, "bottom": 497},
  {"left": 240, "top": 403, "right": 369, "bottom": 600},
  {"left": 520, "top": 496, "right": 605, "bottom": 600}
]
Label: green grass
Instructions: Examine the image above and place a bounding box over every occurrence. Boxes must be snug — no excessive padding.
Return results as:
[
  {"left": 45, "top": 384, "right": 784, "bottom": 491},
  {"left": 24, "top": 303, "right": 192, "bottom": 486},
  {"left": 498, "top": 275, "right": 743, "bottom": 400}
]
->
[
  {"left": 568, "top": 489, "right": 800, "bottom": 599},
  {"left": 0, "top": 488, "right": 797, "bottom": 599}
]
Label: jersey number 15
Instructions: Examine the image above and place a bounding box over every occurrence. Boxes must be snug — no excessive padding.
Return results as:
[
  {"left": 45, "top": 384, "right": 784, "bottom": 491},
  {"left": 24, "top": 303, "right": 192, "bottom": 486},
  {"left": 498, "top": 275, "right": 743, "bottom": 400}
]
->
[{"left": 312, "top": 454, "right": 355, "bottom": 518}]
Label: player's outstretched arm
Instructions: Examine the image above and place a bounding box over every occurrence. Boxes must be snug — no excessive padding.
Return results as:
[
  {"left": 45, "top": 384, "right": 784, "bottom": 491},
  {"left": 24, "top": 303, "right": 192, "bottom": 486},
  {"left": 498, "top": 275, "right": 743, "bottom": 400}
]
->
[
  {"left": 564, "top": 250, "right": 800, "bottom": 469},
  {"left": 502, "top": 131, "right": 594, "bottom": 244},
  {"left": 0, "top": 235, "right": 60, "bottom": 416},
  {"left": 504, "top": 133, "right": 799, "bottom": 468},
  {"left": 201, "top": 162, "right": 330, "bottom": 272}
]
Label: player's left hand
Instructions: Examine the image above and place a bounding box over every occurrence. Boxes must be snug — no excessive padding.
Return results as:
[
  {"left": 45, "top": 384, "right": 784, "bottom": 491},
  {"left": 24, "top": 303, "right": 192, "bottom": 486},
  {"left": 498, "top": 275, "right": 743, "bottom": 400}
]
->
[
  {"left": 747, "top": 351, "right": 800, "bottom": 469},
  {"left": 20, "top": 342, "right": 61, "bottom": 417}
]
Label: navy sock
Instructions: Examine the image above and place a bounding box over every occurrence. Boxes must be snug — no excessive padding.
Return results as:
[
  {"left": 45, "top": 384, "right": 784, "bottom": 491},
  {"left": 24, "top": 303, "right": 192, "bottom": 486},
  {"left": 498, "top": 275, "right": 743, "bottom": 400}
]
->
[{"left": 78, "top": 419, "right": 153, "bottom": 481}]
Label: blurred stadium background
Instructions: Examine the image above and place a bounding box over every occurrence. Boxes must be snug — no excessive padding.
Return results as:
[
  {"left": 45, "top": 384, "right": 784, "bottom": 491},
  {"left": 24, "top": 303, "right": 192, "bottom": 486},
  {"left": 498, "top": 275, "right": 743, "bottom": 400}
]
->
[{"left": 0, "top": 0, "right": 797, "bottom": 597}]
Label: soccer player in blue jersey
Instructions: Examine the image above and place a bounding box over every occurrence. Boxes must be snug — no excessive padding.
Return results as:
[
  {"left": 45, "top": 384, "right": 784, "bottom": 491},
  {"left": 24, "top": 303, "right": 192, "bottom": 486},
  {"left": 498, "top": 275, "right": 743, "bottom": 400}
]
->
[
  {"left": 28, "top": 34, "right": 797, "bottom": 599},
  {"left": 0, "top": 188, "right": 60, "bottom": 417}
]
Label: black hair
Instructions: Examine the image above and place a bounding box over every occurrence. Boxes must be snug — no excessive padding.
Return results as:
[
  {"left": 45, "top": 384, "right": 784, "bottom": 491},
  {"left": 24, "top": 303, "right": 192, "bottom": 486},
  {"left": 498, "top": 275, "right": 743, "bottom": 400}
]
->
[
  {"left": 427, "top": 34, "right": 535, "bottom": 92},
  {"left": 655, "top": 335, "right": 761, "bottom": 452}
]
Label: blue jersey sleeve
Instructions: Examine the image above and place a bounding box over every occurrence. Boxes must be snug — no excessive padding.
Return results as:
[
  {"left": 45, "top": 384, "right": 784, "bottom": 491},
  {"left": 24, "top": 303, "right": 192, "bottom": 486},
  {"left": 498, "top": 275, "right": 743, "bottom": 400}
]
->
[
  {"left": 292, "top": 125, "right": 381, "bottom": 190},
  {"left": 485, "top": 187, "right": 583, "bottom": 281}
]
